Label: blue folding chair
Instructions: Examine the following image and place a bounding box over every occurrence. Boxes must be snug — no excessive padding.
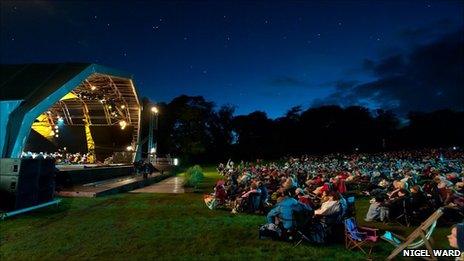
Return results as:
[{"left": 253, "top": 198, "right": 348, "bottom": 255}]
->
[{"left": 344, "top": 217, "right": 378, "bottom": 258}]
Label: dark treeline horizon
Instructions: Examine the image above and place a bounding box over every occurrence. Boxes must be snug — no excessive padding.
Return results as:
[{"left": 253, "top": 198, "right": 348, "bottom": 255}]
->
[{"left": 139, "top": 95, "right": 464, "bottom": 164}]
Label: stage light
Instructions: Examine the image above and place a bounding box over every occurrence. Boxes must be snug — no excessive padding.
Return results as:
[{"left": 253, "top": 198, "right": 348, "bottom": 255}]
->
[
  {"left": 54, "top": 125, "right": 59, "bottom": 129},
  {"left": 173, "top": 158, "right": 179, "bottom": 166},
  {"left": 55, "top": 129, "right": 59, "bottom": 133},
  {"left": 150, "top": 147, "right": 156, "bottom": 153},
  {"left": 151, "top": 106, "right": 159, "bottom": 114},
  {"left": 126, "top": 146, "right": 133, "bottom": 151},
  {"left": 55, "top": 134, "right": 59, "bottom": 138},
  {"left": 452, "top": 146, "right": 458, "bottom": 150},
  {"left": 90, "top": 85, "right": 97, "bottom": 91},
  {"left": 121, "top": 105, "right": 126, "bottom": 109},
  {"left": 119, "top": 120, "right": 127, "bottom": 130}
]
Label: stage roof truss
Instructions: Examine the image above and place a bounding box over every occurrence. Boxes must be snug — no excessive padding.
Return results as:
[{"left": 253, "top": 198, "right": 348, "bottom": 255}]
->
[
  {"left": 39, "top": 73, "right": 139, "bottom": 144},
  {"left": 1, "top": 63, "right": 142, "bottom": 160}
]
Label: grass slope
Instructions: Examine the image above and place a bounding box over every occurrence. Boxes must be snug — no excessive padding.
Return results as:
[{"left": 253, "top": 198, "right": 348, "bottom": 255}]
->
[{"left": 0, "top": 167, "right": 452, "bottom": 260}]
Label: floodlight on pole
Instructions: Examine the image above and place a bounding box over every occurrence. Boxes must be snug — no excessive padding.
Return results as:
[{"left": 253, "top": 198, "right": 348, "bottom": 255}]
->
[{"left": 148, "top": 104, "right": 159, "bottom": 162}]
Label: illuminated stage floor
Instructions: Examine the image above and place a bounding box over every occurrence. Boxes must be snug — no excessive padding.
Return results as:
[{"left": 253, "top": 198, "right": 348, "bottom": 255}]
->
[
  {"left": 56, "top": 163, "right": 128, "bottom": 171},
  {"left": 57, "top": 172, "right": 165, "bottom": 197}
]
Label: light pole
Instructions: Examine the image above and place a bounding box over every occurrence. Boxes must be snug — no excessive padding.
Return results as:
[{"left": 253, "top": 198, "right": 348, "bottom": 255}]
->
[{"left": 148, "top": 105, "right": 159, "bottom": 163}]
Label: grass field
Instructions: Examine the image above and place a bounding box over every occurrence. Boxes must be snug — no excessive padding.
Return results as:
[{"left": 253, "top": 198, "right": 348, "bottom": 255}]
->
[{"left": 0, "top": 166, "right": 453, "bottom": 260}]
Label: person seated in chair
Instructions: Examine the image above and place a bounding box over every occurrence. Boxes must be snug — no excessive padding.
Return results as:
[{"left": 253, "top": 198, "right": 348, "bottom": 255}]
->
[
  {"left": 295, "top": 188, "right": 313, "bottom": 208},
  {"left": 408, "top": 185, "right": 430, "bottom": 221},
  {"left": 310, "top": 191, "right": 343, "bottom": 243},
  {"left": 314, "top": 191, "right": 341, "bottom": 218},
  {"left": 231, "top": 181, "right": 260, "bottom": 213},
  {"left": 257, "top": 181, "right": 269, "bottom": 208},
  {"left": 266, "top": 191, "right": 311, "bottom": 232},
  {"left": 214, "top": 180, "right": 227, "bottom": 205},
  {"left": 365, "top": 195, "right": 386, "bottom": 222},
  {"left": 387, "top": 180, "right": 409, "bottom": 200},
  {"left": 410, "top": 185, "right": 427, "bottom": 210}
]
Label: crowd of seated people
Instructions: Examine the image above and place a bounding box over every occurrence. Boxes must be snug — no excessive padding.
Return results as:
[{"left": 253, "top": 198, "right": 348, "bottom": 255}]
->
[{"left": 208, "top": 149, "right": 463, "bottom": 242}]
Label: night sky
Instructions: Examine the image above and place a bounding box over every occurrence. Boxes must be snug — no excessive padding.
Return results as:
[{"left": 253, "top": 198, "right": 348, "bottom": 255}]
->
[{"left": 1, "top": 1, "right": 463, "bottom": 118}]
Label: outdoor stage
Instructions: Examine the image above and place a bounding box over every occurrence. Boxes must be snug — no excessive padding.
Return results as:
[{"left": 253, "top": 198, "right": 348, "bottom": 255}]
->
[
  {"left": 55, "top": 163, "right": 174, "bottom": 197},
  {"left": 56, "top": 164, "right": 134, "bottom": 187}
]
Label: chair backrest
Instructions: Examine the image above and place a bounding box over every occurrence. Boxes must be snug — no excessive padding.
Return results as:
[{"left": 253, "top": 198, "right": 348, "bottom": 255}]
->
[
  {"left": 345, "top": 196, "right": 355, "bottom": 217},
  {"left": 347, "top": 196, "right": 355, "bottom": 205},
  {"left": 293, "top": 207, "right": 313, "bottom": 229},
  {"left": 248, "top": 192, "right": 261, "bottom": 210},
  {"left": 344, "top": 217, "right": 363, "bottom": 241}
]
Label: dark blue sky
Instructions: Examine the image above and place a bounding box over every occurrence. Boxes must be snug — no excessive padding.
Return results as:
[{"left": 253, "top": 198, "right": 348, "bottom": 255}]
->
[{"left": 1, "top": 0, "right": 463, "bottom": 118}]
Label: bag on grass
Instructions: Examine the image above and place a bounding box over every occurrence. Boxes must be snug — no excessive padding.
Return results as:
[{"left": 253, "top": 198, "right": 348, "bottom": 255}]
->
[
  {"left": 258, "top": 223, "right": 282, "bottom": 240},
  {"left": 204, "top": 194, "right": 218, "bottom": 210}
]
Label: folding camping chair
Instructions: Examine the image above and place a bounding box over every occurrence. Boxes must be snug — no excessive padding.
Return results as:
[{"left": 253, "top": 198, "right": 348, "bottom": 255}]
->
[
  {"left": 344, "top": 217, "right": 379, "bottom": 259},
  {"left": 293, "top": 207, "right": 314, "bottom": 246},
  {"left": 381, "top": 208, "right": 443, "bottom": 261}
]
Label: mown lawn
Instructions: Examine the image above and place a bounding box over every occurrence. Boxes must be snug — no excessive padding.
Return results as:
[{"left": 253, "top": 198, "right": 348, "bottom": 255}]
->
[{"left": 0, "top": 166, "right": 453, "bottom": 260}]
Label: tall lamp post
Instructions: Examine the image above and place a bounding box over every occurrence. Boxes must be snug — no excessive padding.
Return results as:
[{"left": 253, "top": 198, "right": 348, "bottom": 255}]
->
[{"left": 148, "top": 105, "right": 159, "bottom": 163}]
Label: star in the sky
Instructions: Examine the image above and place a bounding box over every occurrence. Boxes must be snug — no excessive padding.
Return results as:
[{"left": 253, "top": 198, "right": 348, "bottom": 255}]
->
[
  {"left": 264, "top": 19, "right": 269, "bottom": 24},
  {"left": 183, "top": 36, "right": 188, "bottom": 40},
  {"left": 338, "top": 21, "right": 343, "bottom": 26},
  {"left": 202, "top": 70, "right": 208, "bottom": 74}
]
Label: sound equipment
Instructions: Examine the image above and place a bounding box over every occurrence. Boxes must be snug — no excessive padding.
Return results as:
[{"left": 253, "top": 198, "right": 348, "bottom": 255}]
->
[{"left": 0, "top": 158, "right": 56, "bottom": 211}]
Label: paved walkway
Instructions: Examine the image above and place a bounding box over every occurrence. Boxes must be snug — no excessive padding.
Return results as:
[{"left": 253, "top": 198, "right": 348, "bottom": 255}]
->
[{"left": 130, "top": 176, "right": 185, "bottom": 193}]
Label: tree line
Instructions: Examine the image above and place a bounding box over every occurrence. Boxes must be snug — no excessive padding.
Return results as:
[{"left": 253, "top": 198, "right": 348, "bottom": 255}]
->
[{"left": 138, "top": 95, "right": 464, "bottom": 164}]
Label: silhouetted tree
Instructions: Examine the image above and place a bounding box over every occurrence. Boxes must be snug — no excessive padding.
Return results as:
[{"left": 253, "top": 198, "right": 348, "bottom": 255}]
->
[{"left": 143, "top": 94, "right": 463, "bottom": 163}]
